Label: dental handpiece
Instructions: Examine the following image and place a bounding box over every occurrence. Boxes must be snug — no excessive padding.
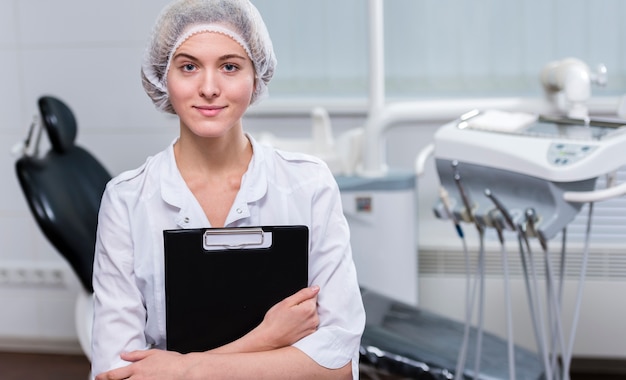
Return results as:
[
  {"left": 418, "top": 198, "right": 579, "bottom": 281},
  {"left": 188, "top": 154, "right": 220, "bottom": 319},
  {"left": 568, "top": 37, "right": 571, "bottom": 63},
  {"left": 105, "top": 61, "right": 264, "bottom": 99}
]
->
[
  {"left": 452, "top": 161, "right": 484, "bottom": 233},
  {"left": 526, "top": 208, "right": 548, "bottom": 251},
  {"left": 453, "top": 173, "right": 476, "bottom": 224},
  {"left": 488, "top": 209, "right": 506, "bottom": 244},
  {"left": 484, "top": 189, "right": 516, "bottom": 231},
  {"left": 439, "top": 186, "right": 464, "bottom": 238}
]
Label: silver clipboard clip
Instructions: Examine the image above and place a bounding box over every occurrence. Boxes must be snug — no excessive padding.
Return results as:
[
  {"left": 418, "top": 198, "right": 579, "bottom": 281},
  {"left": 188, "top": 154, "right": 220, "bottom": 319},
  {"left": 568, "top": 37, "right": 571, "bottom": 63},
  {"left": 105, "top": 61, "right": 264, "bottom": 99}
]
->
[{"left": 203, "top": 228, "right": 273, "bottom": 251}]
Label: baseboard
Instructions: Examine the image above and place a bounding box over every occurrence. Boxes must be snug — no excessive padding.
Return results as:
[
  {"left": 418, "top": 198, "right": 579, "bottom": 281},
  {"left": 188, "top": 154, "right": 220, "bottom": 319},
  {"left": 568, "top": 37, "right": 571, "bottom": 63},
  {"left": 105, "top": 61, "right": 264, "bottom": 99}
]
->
[
  {"left": 571, "top": 356, "right": 626, "bottom": 375},
  {"left": 0, "top": 336, "right": 83, "bottom": 355}
]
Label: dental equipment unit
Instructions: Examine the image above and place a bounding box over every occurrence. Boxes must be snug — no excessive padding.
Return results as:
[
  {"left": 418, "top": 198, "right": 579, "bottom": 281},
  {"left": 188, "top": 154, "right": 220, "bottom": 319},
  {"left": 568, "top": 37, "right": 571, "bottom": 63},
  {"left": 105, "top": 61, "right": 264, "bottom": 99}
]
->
[
  {"left": 431, "top": 107, "right": 626, "bottom": 380},
  {"left": 434, "top": 109, "right": 626, "bottom": 240}
]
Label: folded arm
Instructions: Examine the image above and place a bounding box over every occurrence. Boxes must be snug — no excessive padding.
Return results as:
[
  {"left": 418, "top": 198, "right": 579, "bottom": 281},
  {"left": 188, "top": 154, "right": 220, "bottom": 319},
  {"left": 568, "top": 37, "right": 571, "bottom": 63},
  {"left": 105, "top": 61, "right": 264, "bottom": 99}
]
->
[
  {"left": 97, "top": 346, "right": 352, "bottom": 380},
  {"left": 95, "top": 286, "right": 353, "bottom": 379}
]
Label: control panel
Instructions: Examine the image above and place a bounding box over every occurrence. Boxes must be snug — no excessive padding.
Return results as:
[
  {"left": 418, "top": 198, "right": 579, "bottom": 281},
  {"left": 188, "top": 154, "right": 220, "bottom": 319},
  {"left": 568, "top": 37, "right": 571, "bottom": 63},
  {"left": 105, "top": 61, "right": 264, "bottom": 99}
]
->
[{"left": 547, "top": 142, "right": 597, "bottom": 166}]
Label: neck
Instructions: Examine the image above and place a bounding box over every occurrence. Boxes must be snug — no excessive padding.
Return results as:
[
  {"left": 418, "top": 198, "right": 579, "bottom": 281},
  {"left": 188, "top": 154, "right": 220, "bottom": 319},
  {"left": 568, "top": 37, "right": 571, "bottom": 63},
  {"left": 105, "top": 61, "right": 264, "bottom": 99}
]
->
[{"left": 174, "top": 128, "right": 252, "bottom": 178}]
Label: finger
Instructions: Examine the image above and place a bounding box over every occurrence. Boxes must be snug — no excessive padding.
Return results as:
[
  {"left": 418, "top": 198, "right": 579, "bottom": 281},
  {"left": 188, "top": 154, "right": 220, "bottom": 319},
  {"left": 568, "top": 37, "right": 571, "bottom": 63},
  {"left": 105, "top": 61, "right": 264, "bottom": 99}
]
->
[
  {"left": 285, "top": 285, "right": 320, "bottom": 306},
  {"left": 295, "top": 298, "right": 319, "bottom": 319},
  {"left": 120, "top": 349, "right": 151, "bottom": 362},
  {"left": 97, "top": 366, "right": 132, "bottom": 380}
]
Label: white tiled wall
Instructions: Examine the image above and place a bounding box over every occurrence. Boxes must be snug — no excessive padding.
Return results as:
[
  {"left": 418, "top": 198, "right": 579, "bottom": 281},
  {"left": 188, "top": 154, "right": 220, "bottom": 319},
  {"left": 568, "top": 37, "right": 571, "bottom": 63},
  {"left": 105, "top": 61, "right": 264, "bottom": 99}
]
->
[{"left": 0, "top": 0, "right": 180, "bottom": 353}]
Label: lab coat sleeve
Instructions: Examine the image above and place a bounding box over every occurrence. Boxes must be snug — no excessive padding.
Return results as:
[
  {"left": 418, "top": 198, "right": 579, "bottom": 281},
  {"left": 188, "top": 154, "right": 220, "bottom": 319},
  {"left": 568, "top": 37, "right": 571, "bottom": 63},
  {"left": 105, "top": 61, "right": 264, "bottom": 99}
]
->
[
  {"left": 292, "top": 167, "right": 365, "bottom": 378},
  {"left": 91, "top": 181, "right": 149, "bottom": 378}
]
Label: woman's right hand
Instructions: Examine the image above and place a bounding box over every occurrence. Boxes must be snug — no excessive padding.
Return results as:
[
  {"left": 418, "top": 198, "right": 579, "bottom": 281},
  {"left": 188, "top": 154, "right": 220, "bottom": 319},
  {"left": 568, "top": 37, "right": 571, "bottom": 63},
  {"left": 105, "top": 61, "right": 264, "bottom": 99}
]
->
[
  {"left": 255, "top": 285, "right": 320, "bottom": 349},
  {"left": 209, "top": 285, "right": 320, "bottom": 354}
]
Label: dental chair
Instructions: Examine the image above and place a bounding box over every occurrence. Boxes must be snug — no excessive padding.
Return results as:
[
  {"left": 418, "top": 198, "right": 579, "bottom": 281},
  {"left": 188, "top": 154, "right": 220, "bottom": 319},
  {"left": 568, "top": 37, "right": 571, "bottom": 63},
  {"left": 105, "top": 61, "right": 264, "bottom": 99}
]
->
[{"left": 15, "top": 95, "right": 111, "bottom": 360}]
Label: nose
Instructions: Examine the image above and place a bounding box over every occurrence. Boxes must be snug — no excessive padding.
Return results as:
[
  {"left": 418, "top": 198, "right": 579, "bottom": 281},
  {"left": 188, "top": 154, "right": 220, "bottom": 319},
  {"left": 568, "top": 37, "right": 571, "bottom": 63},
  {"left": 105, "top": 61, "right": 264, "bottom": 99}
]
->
[{"left": 199, "top": 71, "right": 220, "bottom": 98}]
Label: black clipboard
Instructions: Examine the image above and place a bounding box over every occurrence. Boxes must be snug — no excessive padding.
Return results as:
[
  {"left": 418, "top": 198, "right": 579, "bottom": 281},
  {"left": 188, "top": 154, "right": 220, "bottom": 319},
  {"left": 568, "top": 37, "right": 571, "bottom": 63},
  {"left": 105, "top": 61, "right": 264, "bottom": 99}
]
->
[{"left": 163, "top": 225, "right": 309, "bottom": 353}]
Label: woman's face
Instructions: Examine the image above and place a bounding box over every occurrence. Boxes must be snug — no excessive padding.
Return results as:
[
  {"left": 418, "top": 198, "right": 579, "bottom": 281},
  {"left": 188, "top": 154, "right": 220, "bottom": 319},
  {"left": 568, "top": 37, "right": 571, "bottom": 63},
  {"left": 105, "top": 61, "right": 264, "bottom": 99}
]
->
[{"left": 166, "top": 31, "right": 255, "bottom": 139}]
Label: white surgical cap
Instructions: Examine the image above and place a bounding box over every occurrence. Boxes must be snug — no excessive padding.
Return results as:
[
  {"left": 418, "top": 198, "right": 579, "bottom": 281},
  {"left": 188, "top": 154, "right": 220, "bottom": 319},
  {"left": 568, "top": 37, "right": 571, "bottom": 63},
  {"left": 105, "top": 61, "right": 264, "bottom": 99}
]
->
[{"left": 141, "top": 0, "right": 277, "bottom": 114}]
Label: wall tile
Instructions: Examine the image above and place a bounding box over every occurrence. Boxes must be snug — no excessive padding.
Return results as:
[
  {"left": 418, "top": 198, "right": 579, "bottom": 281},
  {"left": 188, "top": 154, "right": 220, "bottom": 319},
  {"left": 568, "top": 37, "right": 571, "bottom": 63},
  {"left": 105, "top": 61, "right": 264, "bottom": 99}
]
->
[
  {"left": 0, "top": 51, "right": 24, "bottom": 132},
  {"left": 0, "top": 2, "right": 17, "bottom": 46},
  {"left": 0, "top": 290, "right": 40, "bottom": 337},
  {"left": 1, "top": 132, "right": 32, "bottom": 213},
  {"left": 17, "top": 0, "right": 167, "bottom": 45},
  {"left": 37, "top": 291, "right": 80, "bottom": 339},
  {"left": 0, "top": 216, "right": 37, "bottom": 262},
  {"left": 19, "top": 46, "right": 169, "bottom": 131},
  {"left": 79, "top": 129, "right": 178, "bottom": 177}
]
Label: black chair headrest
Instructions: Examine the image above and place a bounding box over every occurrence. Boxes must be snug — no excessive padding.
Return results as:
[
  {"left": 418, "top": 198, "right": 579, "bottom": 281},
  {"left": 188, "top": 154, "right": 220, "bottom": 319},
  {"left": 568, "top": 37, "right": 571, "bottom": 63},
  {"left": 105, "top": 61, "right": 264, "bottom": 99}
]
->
[{"left": 38, "top": 96, "right": 78, "bottom": 153}]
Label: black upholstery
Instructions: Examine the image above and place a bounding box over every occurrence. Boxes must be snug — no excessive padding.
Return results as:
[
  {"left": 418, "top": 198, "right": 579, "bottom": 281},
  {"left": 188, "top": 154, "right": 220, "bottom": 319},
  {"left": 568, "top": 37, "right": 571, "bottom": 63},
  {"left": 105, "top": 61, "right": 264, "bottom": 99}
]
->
[{"left": 15, "top": 96, "right": 111, "bottom": 292}]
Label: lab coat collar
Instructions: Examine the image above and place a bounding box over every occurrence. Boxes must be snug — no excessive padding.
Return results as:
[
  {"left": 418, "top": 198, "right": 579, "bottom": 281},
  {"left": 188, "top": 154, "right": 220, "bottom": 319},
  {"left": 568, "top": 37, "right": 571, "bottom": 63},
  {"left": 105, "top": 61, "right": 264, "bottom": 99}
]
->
[
  {"left": 158, "top": 139, "right": 204, "bottom": 228},
  {"left": 221, "top": 134, "right": 268, "bottom": 226},
  {"left": 242, "top": 133, "right": 268, "bottom": 203},
  {"left": 159, "top": 135, "right": 268, "bottom": 228}
]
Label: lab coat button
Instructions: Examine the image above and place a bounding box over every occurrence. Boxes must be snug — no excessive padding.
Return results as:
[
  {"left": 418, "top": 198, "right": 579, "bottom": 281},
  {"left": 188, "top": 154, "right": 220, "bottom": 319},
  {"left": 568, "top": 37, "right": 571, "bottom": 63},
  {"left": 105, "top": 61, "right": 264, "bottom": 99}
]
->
[{"left": 236, "top": 208, "right": 243, "bottom": 214}]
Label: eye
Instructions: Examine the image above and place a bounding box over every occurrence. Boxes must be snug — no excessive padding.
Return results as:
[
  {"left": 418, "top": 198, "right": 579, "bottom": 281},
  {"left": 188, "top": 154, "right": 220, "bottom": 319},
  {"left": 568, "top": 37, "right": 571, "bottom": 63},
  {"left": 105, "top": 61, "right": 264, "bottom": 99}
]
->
[
  {"left": 222, "top": 63, "right": 239, "bottom": 73},
  {"left": 182, "top": 63, "right": 197, "bottom": 72}
]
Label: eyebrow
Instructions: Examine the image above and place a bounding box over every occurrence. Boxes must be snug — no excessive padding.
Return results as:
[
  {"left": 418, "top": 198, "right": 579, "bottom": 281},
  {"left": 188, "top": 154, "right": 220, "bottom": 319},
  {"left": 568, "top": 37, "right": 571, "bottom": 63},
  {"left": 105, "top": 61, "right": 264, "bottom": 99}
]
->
[
  {"left": 172, "top": 52, "right": 248, "bottom": 62},
  {"left": 219, "top": 53, "right": 248, "bottom": 61}
]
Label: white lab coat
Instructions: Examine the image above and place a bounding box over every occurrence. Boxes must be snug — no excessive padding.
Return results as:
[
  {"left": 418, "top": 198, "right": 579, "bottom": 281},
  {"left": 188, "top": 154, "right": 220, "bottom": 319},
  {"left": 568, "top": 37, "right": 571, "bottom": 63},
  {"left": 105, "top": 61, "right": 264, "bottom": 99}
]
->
[{"left": 91, "top": 135, "right": 365, "bottom": 379}]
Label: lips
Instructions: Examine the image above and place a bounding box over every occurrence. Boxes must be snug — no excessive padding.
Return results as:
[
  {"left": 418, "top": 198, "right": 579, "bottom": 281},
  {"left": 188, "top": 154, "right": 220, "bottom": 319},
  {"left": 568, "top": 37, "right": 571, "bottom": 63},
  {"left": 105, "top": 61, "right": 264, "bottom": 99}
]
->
[{"left": 194, "top": 105, "right": 226, "bottom": 117}]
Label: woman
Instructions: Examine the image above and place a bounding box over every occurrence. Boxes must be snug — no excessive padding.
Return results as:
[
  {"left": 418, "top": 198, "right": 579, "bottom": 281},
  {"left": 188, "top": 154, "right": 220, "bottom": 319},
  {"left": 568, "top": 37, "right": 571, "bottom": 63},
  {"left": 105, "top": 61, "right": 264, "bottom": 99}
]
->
[{"left": 91, "top": 0, "right": 365, "bottom": 379}]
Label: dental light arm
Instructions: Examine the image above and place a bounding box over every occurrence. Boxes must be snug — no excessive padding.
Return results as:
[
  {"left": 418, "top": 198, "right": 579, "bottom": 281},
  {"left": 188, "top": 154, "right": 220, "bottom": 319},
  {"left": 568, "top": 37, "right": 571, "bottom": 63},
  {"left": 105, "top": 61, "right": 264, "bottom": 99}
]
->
[{"left": 540, "top": 58, "right": 607, "bottom": 119}]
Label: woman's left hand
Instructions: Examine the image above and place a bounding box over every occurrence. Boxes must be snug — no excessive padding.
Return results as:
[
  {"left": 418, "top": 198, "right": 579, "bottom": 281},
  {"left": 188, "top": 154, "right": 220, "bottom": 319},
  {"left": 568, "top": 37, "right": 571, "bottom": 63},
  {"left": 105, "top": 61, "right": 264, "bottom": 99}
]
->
[{"left": 95, "top": 349, "right": 187, "bottom": 380}]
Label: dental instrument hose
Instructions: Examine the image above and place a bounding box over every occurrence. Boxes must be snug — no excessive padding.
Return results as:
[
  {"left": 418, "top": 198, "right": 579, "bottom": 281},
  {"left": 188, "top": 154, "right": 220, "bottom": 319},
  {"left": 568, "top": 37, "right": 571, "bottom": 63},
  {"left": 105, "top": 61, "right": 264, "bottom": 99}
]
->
[
  {"left": 499, "top": 230, "right": 516, "bottom": 380},
  {"left": 453, "top": 226, "right": 484, "bottom": 380},
  {"left": 453, "top": 231, "right": 472, "bottom": 380},
  {"left": 447, "top": 170, "right": 487, "bottom": 380},
  {"left": 541, "top": 235, "right": 568, "bottom": 380},
  {"left": 472, "top": 228, "right": 486, "bottom": 380},
  {"left": 439, "top": 186, "right": 477, "bottom": 380},
  {"left": 528, "top": 209, "right": 567, "bottom": 380},
  {"left": 555, "top": 228, "right": 568, "bottom": 378},
  {"left": 563, "top": 202, "right": 594, "bottom": 379},
  {"left": 518, "top": 225, "right": 553, "bottom": 380},
  {"left": 485, "top": 189, "right": 517, "bottom": 380},
  {"left": 439, "top": 187, "right": 472, "bottom": 380}
]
